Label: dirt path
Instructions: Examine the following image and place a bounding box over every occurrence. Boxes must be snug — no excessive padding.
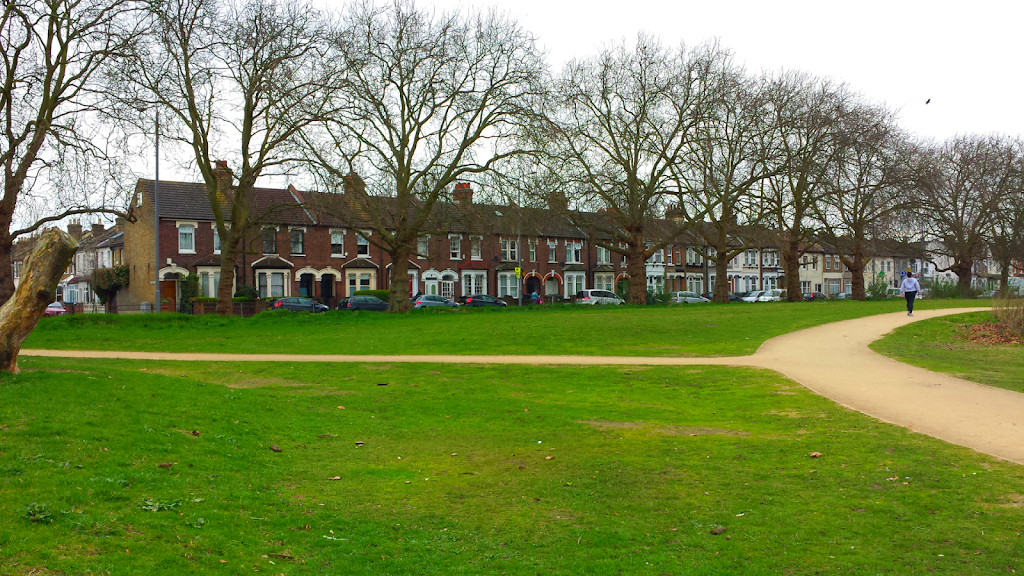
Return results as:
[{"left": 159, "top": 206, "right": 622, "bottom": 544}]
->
[{"left": 24, "top": 306, "right": 1021, "bottom": 464}]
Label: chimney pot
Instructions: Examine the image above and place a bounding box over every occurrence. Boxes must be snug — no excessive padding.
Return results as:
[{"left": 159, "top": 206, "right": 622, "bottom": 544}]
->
[
  {"left": 453, "top": 183, "right": 473, "bottom": 205},
  {"left": 68, "top": 221, "right": 83, "bottom": 241},
  {"left": 91, "top": 223, "right": 105, "bottom": 237}
]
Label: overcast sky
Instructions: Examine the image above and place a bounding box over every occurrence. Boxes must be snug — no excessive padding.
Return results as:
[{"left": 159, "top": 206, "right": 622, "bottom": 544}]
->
[{"left": 392, "top": 0, "right": 1022, "bottom": 141}]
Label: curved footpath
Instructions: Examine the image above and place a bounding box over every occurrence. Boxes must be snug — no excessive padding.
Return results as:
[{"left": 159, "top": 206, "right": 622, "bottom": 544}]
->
[{"left": 23, "top": 307, "right": 1022, "bottom": 464}]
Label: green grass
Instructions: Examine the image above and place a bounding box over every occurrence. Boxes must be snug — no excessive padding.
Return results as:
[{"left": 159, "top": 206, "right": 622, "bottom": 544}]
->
[
  {"left": 26, "top": 299, "right": 983, "bottom": 357},
  {"left": 2, "top": 358, "right": 1022, "bottom": 574},
  {"left": 870, "top": 311, "right": 1024, "bottom": 393}
]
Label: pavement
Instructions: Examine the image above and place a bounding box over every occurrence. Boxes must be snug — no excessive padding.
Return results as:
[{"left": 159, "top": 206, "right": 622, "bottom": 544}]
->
[{"left": 23, "top": 306, "right": 1023, "bottom": 464}]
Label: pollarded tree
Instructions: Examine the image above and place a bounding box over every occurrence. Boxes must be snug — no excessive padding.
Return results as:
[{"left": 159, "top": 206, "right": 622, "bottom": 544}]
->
[
  {"left": 815, "top": 103, "right": 916, "bottom": 300},
  {"left": 674, "top": 65, "right": 783, "bottom": 303},
  {"left": 550, "top": 35, "right": 724, "bottom": 304},
  {"left": 763, "top": 72, "right": 854, "bottom": 301},
  {"left": 918, "top": 134, "right": 1015, "bottom": 295},
  {"left": 0, "top": 0, "right": 141, "bottom": 305},
  {"left": 300, "top": 0, "right": 547, "bottom": 313},
  {"left": 122, "top": 0, "right": 331, "bottom": 315}
]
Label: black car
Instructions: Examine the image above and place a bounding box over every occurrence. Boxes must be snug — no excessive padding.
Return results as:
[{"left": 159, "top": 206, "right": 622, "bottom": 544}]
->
[
  {"left": 463, "top": 294, "right": 507, "bottom": 308},
  {"left": 271, "top": 297, "right": 329, "bottom": 313},
  {"left": 727, "top": 292, "right": 743, "bottom": 302},
  {"left": 346, "top": 295, "right": 388, "bottom": 311},
  {"left": 803, "top": 291, "right": 829, "bottom": 302},
  {"left": 336, "top": 297, "right": 350, "bottom": 310}
]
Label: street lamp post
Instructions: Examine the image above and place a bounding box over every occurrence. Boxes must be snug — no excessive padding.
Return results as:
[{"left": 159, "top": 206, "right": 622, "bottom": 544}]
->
[{"left": 153, "top": 111, "right": 161, "bottom": 313}]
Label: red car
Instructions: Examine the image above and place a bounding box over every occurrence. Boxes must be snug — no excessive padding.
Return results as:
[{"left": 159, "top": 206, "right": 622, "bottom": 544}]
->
[{"left": 44, "top": 302, "right": 66, "bottom": 317}]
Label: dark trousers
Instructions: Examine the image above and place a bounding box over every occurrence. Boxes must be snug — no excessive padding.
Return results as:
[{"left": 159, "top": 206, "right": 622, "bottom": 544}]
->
[{"left": 904, "top": 291, "right": 917, "bottom": 313}]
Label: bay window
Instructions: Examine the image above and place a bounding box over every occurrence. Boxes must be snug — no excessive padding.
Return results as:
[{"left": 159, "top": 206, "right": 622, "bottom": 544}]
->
[
  {"left": 565, "top": 272, "right": 585, "bottom": 297},
  {"left": 497, "top": 272, "right": 519, "bottom": 298}
]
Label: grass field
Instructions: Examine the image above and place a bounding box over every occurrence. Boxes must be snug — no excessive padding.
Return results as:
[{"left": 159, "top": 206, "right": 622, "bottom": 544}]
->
[
  {"left": 871, "top": 311, "right": 1024, "bottom": 393},
  {"left": 2, "top": 357, "right": 1022, "bottom": 575},
  {"left": 26, "top": 299, "right": 984, "bottom": 357}
]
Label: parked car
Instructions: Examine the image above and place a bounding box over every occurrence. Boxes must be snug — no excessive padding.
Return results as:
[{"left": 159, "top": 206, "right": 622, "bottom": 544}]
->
[
  {"left": 346, "top": 295, "right": 388, "bottom": 311},
  {"left": 741, "top": 290, "right": 765, "bottom": 303},
  {"left": 44, "top": 302, "right": 66, "bottom": 317},
  {"left": 463, "top": 294, "right": 507, "bottom": 308},
  {"left": 271, "top": 297, "right": 329, "bottom": 313},
  {"left": 336, "top": 297, "right": 350, "bottom": 310},
  {"left": 803, "top": 291, "right": 828, "bottom": 302},
  {"left": 412, "top": 294, "right": 459, "bottom": 309},
  {"left": 574, "top": 289, "right": 624, "bottom": 305},
  {"left": 758, "top": 289, "right": 784, "bottom": 302},
  {"left": 669, "top": 290, "right": 710, "bottom": 304},
  {"left": 727, "top": 292, "right": 743, "bottom": 302}
]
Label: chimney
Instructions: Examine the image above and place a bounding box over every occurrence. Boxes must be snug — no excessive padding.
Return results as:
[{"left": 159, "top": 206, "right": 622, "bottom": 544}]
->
[
  {"left": 343, "top": 171, "right": 366, "bottom": 195},
  {"left": 547, "top": 190, "right": 568, "bottom": 212},
  {"left": 453, "top": 182, "right": 473, "bottom": 205},
  {"left": 115, "top": 217, "right": 126, "bottom": 231},
  {"left": 664, "top": 205, "right": 683, "bottom": 222},
  {"left": 91, "top": 223, "right": 105, "bottom": 237},
  {"left": 213, "top": 160, "right": 233, "bottom": 193},
  {"left": 68, "top": 220, "right": 83, "bottom": 240}
]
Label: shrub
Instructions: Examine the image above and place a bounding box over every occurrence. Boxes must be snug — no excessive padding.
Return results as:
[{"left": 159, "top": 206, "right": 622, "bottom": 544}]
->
[
  {"left": 354, "top": 289, "right": 391, "bottom": 302},
  {"left": 992, "top": 295, "right": 1024, "bottom": 339},
  {"left": 179, "top": 274, "right": 200, "bottom": 303},
  {"left": 90, "top": 266, "right": 130, "bottom": 304},
  {"left": 867, "top": 279, "right": 889, "bottom": 300},
  {"left": 923, "top": 277, "right": 977, "bottom": 299},
  {"left": 234, "top": 285, "right": 258, "bottom": 299}
]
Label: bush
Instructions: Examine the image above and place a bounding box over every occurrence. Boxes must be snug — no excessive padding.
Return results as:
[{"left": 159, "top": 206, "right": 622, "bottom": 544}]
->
[
  {"left": 232, "top": 296, "right": 255, "bottom": 302},
  {"left": 867, "top": 279, "right": 889, "bottom": 300},
  {"left": 354, "top": 289, "right": 391, "bottom": 302},
  {"left": 90, "top": 266, "right": 130, "bottom": 304},
  {"left": 924, "top": 277, "right": 977, "bottom": 299},
  {"left": 992, "top": 295, "right": 1024, "bottom": 339},
  {"left": 191, "top": 297, "right": 217, "bottom": 303},
  {"left": 234, "top": 285, "right": 258, "bottom": 299},
  {"left": 179, "top": 274, "right": 200, "bottom": 306}
]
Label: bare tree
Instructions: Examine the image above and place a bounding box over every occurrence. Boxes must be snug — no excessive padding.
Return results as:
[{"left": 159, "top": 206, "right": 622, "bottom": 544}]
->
[
  {"left": 549, "top": 35, "right": 722, "bottom": 304},
  {"left": 815, "top": 103, "right": 915, "bottom": 300},
  {"left": 763, "top": 72, "right": 854, "bottom": 301},
  {"left": 987, "top": 139, "right": 1024, "bottom": 294},
  {"left": 919, "top": 134, "right": 1017, "bottom": 294},
  {"left": 0, "top": 0, "right": 140, "bottom": 304},
  {"left": 674, "top": 66, "right": 782, "bottom": 303},
  {"left": 300, "top": 0, "right": 547, "bottom": 313},
  {"left": 122, "top": 0, "right": 330, "bottom": 315}
]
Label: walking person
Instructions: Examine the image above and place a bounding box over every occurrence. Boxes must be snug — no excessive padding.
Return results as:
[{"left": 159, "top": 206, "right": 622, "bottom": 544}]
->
[{"left": 899, "top": 272, "right": 921, "bottom": 316}]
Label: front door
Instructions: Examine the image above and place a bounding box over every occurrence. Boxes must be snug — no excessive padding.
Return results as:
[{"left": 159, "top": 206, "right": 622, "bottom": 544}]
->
[{"left": 160, "top": 280, "right": 177, "bottom": 313}]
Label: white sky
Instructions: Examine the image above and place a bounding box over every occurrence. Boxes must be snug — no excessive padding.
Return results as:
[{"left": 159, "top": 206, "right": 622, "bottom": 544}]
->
[
  {"left": 132, "top": 0, "right": 1022, "bottom": 197},
  {"left": 405, "top": 0, "right": 1023, "bottom": 141}
]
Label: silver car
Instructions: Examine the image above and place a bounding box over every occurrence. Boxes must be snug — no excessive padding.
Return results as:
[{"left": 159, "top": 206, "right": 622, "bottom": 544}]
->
[
  {"left": 669, "top": 291, "right": 710, "bottom": 304},
  {"left": 412, "top": 294, "right": 459, "bottom": 309}
]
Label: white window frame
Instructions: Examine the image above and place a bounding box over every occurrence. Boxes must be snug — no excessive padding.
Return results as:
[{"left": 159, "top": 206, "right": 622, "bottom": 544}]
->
[
  {"left": 501, "top": 238, "right": 518, "bottom": 262},
  {"left": 566, "top": 240, "right": 582, "bottom": 264},
  {"left": 417, "top": 235, "right": 430, "bottom": 259},
  {"left": 449, "top": 234, "right": 462, "bottom": 260},
  {"left": 565, "top": 272, "right": 586, "bottom": 298},
  {"left": 357, "top": 230, "right": 371, "bottom": 257},
  {"left": 596, "top": 246, "right": 611, "bottom": 265},
  {"left": 461, "top": 271, "right": 486, "bottom": 297},
  {"left": 211, "top": 223, "right": 222, "bottom": 254},
  {"left": 548, "top": 239, "right": 558, "bottom": 263},
  {"left": 497, "top": 271, "right": 519, "bottom": 298},
  {"left": 290, "top": 227, "right": 306, "bottom": 256},
  {"left": 176, "top": 221, "right": 197, "bottom": 254},
  {"left": 594, "top": 272, "right": 614, "bottom": 292},
  {"left": 256, "top": 270, "right": 291, "bottom": 298},
  {"left": 470, "top": 236, "right": 482, "bottom": 260},
  {"left": 529, "top": 240, "right": 537, "bottom": 262},
  {"left": 330, "top": 229, "right": 346, "bottom": 258}
]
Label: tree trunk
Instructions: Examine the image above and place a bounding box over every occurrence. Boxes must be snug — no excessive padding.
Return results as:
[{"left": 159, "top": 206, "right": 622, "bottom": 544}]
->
[
  {"left": 711, "top": 224, "right": 731, "bottom": 303},
  {"left": 0, "top": 229, "right": 78, "bottom": 373},
  {"left": 0, "top": 235, "right": 15, "bottom": 306},
  {"left": 954, "top": 259, "right": 973, "bottom": 296},
  {"left": 216, "top": 232, "right": 238, "bottom": 316},
  {"left": 998, "top": 259, "right": 1010, "bottom": 295},
  {"left": 783, "top": 236, "right": 802, "bottom": 302},
  {"left": 849, "top": 252, "right": 866, "bottom": 301},
  {"left": 387, "top": 243, "right": 412, "bottom": 313},
  {"left": 625, "top": 232, "right": 647, "bottom": 305}
]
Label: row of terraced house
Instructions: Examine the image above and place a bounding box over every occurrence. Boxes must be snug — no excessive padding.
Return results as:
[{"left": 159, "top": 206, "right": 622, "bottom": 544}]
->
[{"left": 13, "top": 175, "right": 1011, "bottom": 312}]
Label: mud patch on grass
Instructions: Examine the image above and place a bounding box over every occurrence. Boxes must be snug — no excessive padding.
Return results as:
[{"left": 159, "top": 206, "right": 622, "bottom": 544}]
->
[{"left": 577, "top": 420, "right": 748, "bottom": 437}]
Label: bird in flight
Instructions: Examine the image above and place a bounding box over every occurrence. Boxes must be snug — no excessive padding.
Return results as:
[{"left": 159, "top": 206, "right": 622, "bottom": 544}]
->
[{"left": 925, "top": 99, "right": 931, "bottom": 104}]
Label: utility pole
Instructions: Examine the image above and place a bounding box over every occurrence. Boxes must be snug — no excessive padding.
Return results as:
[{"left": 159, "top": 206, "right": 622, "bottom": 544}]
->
[{"left": 154, "top": 110, "right": 161, "bottom": 314}]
